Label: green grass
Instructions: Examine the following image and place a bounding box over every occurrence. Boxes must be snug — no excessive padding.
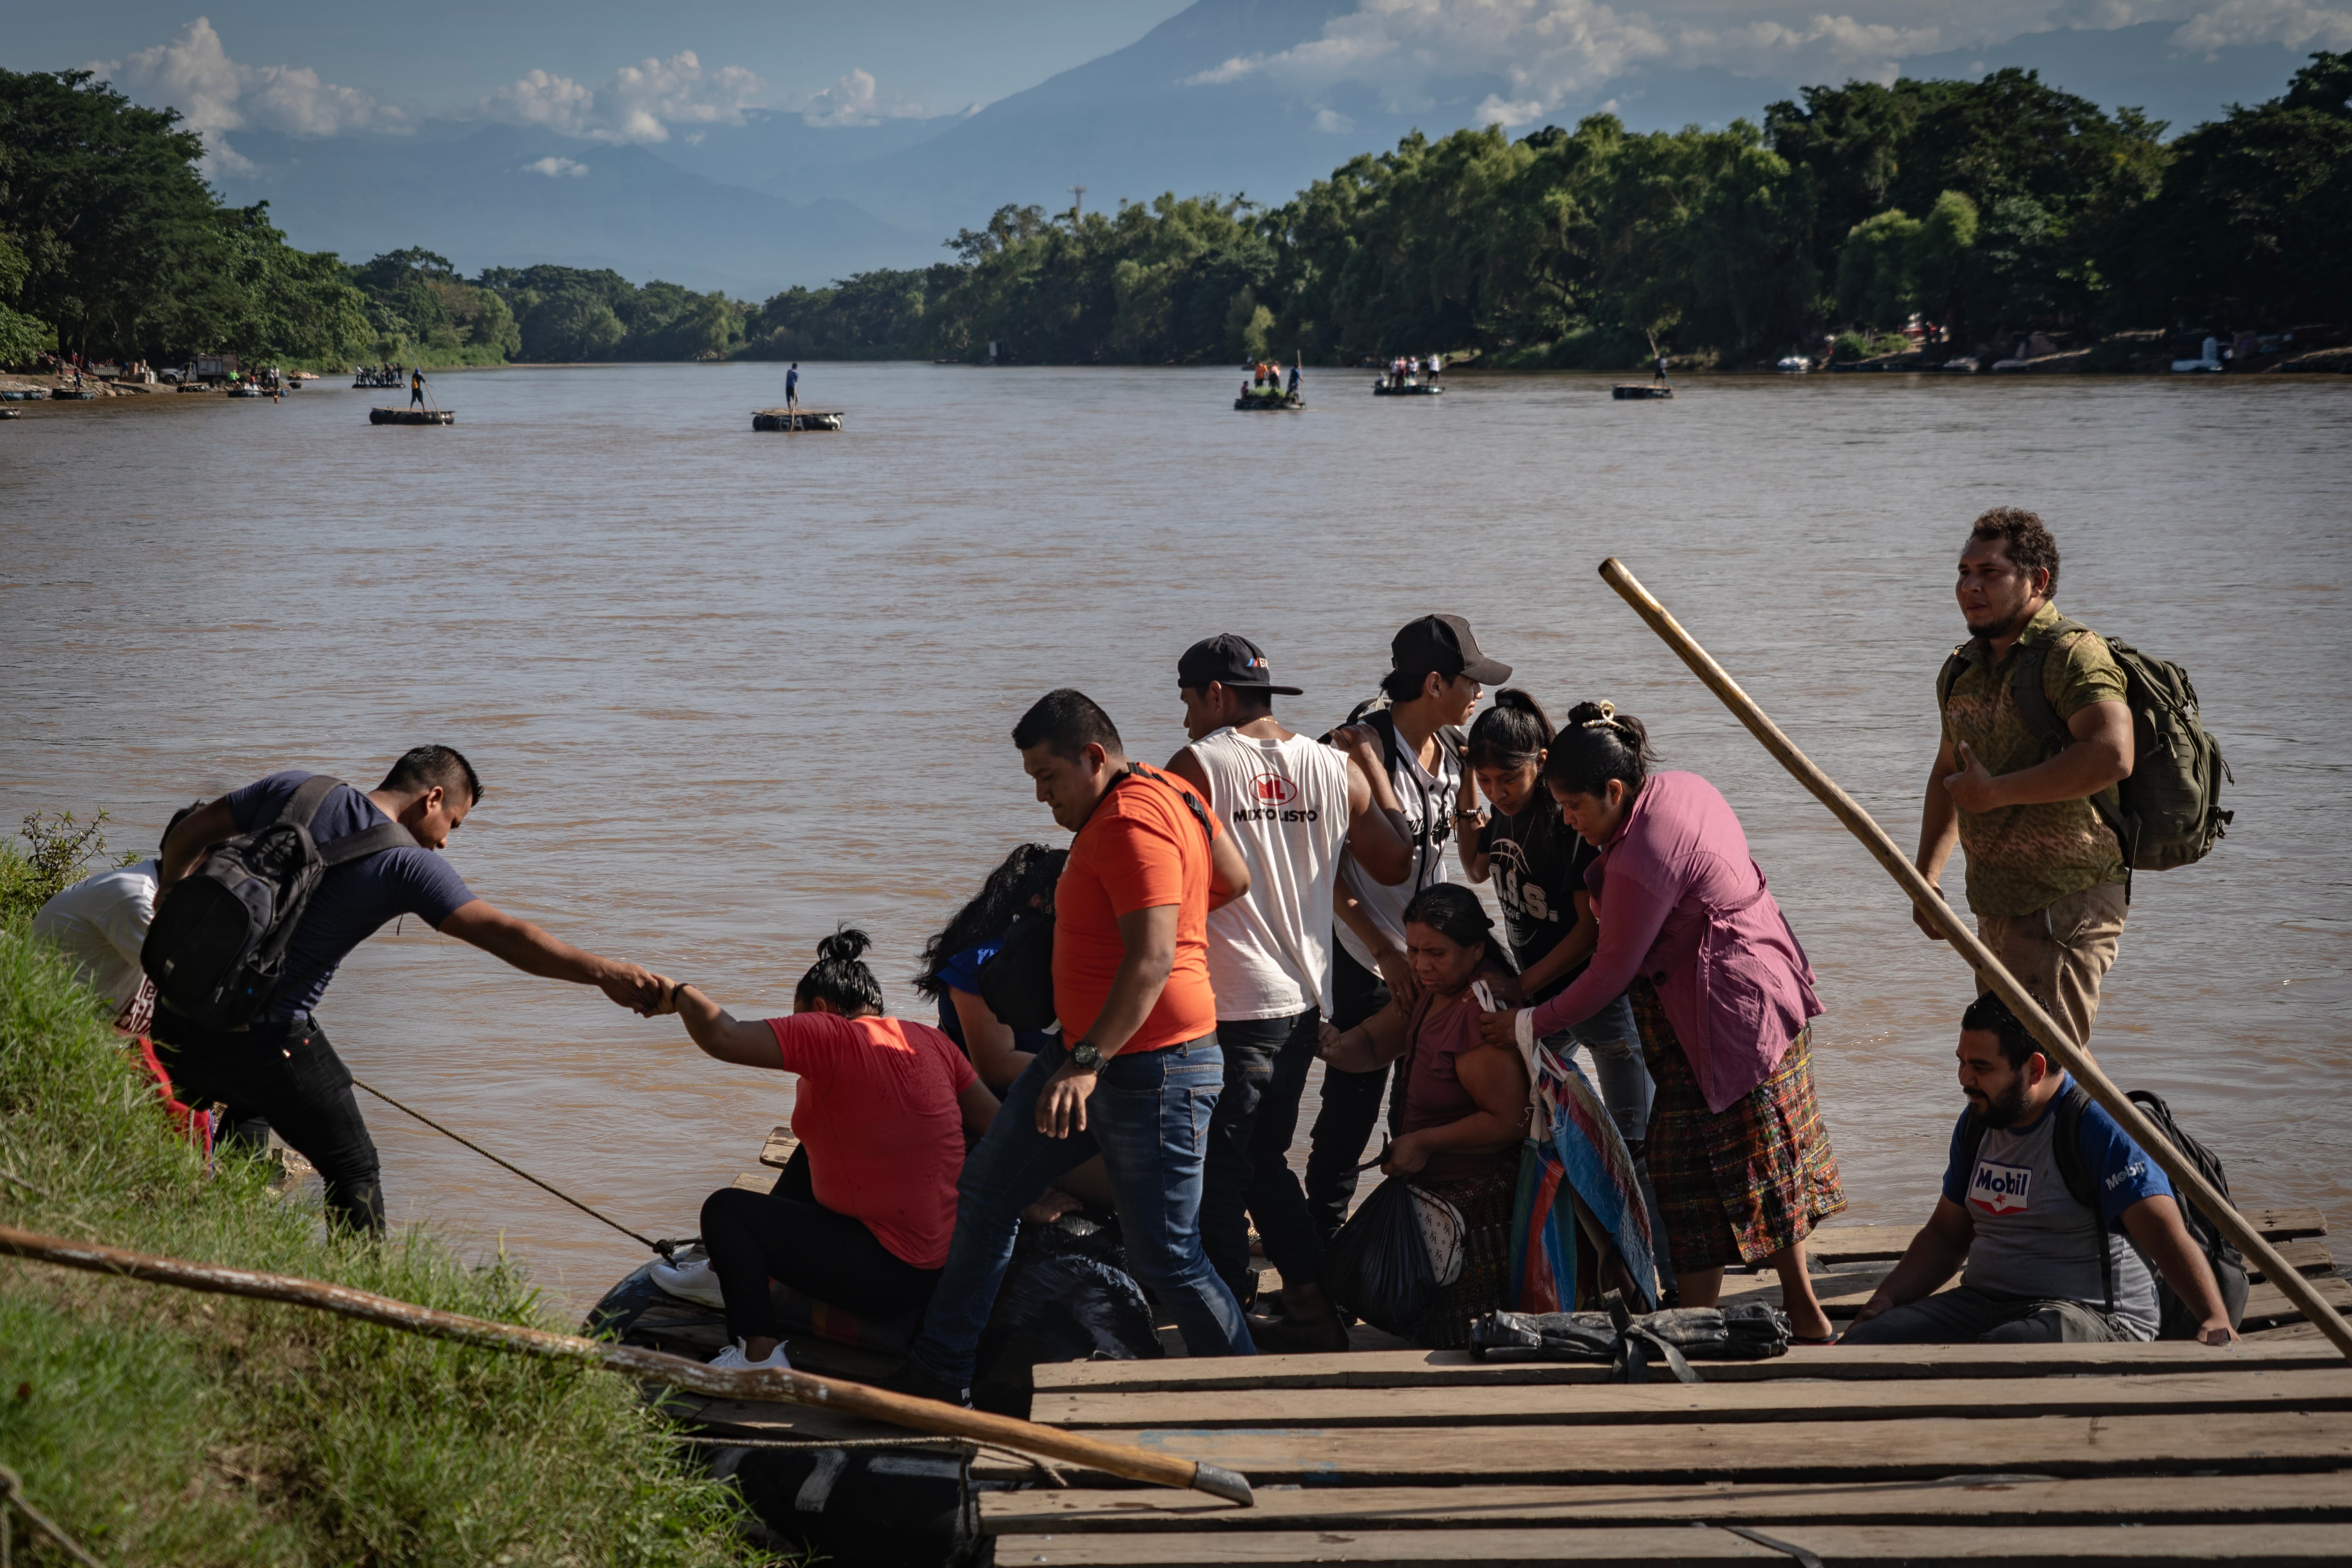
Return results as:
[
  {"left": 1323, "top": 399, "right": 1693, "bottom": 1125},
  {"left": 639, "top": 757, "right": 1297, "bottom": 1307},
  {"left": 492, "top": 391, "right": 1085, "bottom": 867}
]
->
[{"left": 0, "top": 883, "right": 768, "bottom": 1567}]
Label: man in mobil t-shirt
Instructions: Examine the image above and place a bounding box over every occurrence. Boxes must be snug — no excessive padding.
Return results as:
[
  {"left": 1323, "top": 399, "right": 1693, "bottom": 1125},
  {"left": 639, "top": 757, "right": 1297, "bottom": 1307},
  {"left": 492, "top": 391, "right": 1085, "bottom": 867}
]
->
[
  {"left": 1845, "top": 992, "right": 2235, "bottom": 1345},
  {"left": 897, "top": 689, "right": 1257, "bottom": 1406},
  {"left": 1166, "top": 633, "right": 1412, "bottom": 1351},
  {"left": 152, "top": 746, "right": 667, "bottom": 1231}
]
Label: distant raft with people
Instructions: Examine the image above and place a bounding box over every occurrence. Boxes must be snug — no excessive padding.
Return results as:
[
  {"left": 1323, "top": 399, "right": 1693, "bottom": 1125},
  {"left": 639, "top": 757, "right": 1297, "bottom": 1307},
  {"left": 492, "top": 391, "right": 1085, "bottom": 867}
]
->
[
  {"left": 1234, "top": 391, "right": 1303, "bottom": 410},
  {"left": 1373, "top": 381, "right": 1443, "bottom": 397},
  {"left": 752, "top": 408, "right": 843, "bottom": 431},
  {"left": 370, "top": 406, "right": 454, "bottom": 425}
]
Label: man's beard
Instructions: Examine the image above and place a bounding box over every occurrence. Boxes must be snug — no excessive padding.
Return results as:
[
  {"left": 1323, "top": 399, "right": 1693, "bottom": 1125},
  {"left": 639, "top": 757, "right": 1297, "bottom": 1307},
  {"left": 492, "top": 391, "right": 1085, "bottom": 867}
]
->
[
  {"left": 1964, "top": 603, "right": 2027, "bottom": 640},
  {"left": 1971, "top": 1074, "right": 2033, "bottom": 1128}
]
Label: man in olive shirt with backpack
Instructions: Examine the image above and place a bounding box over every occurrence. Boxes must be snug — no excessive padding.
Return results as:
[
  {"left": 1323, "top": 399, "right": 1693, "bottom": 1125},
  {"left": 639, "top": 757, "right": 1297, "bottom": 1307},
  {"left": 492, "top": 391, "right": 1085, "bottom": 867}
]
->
[{"left": 1916, "top": 509, "right": 2133, "bottom": 1051}]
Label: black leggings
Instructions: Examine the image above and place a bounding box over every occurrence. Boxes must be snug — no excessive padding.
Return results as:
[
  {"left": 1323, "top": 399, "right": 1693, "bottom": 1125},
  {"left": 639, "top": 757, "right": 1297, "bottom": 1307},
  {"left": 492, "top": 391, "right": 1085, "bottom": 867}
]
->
[{"left": 700, "top": 1149, "right": 941, "bottom": 1342}]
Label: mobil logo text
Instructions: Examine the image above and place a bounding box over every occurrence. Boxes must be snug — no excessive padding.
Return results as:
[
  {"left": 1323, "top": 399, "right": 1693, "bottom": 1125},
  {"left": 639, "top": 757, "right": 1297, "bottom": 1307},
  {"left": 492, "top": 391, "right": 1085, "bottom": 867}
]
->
[{"left": 1969, "top": 1159, "right": 2034, "bottom": 1216}]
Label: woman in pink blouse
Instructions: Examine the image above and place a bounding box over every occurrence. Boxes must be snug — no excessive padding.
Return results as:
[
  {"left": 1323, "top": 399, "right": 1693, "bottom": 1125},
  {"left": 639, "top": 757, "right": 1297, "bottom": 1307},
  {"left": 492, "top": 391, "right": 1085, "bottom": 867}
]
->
[{"left": 1482, "top": 702, "right": 1843, "bottom": 1341}]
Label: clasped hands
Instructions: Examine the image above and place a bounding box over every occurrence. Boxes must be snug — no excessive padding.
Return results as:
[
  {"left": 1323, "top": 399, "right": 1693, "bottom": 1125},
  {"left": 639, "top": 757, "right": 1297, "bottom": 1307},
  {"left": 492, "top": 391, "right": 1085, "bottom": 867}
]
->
[{"left": 596, "top": 963, "right": 678, "bottom": 1017}]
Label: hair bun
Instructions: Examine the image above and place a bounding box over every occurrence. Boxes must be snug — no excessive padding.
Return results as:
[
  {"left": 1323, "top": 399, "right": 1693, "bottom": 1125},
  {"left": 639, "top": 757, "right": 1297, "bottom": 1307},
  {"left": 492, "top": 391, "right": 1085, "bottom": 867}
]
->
[{"left": 819, "top": 926, "right": 872, "bottom": 963}]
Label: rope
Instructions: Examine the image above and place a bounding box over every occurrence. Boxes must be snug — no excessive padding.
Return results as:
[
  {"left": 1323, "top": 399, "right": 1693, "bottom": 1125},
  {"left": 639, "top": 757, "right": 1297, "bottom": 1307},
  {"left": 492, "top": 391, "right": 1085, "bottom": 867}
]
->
[
  {"left": 0, "top": 1465, "right": 109, "bottom": 1568},
  {"left": 348, "top": 1077, "right": 683, "bottom": 1257}
]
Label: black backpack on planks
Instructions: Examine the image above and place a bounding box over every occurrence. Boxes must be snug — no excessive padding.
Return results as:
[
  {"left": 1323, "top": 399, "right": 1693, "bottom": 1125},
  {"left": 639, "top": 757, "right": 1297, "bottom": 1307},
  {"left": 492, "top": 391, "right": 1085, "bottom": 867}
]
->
[
  {"left": 1959, "top": 1084, "right": 2250, "bottom": 1339},
  {"left": 1937, "top": 617, "right": 2233, "bottom": 887},
  {"left": 976, "top": 762, "right": 1218, "bottom": 1035},
  {"left": 141, "top": 775, "right": 419, "bottom": 1030}
]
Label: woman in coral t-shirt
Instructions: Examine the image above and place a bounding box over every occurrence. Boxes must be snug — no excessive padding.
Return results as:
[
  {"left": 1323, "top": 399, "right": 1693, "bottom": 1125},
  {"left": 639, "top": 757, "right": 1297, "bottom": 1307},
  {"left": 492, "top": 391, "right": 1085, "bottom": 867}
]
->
[{"left": 644, "top": 929, "right": 1000, "bottom": 1370}]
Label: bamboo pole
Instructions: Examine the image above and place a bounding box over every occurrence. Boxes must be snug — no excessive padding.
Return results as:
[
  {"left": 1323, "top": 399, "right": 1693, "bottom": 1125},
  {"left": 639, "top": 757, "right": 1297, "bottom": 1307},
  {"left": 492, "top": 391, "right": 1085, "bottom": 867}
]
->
[
  {"left": 0, "top": 1223, "right": 1253, "bottom": 1505},
  {"left": 1595, "top": 556, "right": 2352, "bottom": 1364}
]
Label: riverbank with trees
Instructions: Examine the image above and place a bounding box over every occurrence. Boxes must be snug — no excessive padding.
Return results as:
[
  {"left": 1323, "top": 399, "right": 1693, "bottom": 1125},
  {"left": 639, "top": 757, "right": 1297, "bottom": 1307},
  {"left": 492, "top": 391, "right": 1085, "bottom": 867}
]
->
[{"left": 5, "top": 52, "right": 2344, "bottom": 376}]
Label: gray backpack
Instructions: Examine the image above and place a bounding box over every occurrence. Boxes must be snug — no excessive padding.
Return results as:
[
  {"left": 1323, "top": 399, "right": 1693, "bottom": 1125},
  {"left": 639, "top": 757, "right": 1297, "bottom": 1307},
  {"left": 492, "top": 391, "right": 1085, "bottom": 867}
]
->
[
  {"left": 1938, "top": 617, "right": 2232, "bottom": 881},
  {"left": 142, "top": 775, "right": 417, "bottom": 1029}
]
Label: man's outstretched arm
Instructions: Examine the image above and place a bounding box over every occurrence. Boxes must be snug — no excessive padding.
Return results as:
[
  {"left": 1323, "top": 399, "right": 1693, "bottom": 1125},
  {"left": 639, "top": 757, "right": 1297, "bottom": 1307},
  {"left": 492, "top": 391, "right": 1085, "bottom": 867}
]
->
[
  {"left": 437, "top": 899, "right": 665, "bottom": 1013},
  {"left": 2121, "top": 1195, "right": 2237, "bottom": 1345}
]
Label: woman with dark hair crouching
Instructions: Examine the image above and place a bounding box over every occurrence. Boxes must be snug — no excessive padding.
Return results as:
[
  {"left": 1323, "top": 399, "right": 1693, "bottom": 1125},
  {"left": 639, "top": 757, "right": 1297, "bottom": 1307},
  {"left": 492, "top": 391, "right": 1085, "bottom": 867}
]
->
[
  {"left": 913, "top": 843, "right": 1115, "bottom": 1219},
  {"left": 1457, "top": 689, "right": 1672, "bottom": 1296},
  {"left": 643, "top": 929, "right": 1000, "bottom": 1370},
  {"left": 1310, "top": 884, "right": 1531, "bottom": 1349},
  {"left": 913, "top": 843, "right": 1067, "bottom": 1090},
  {"left": 1479, "top": 702, "right": 1844, "bottom": 1342}
]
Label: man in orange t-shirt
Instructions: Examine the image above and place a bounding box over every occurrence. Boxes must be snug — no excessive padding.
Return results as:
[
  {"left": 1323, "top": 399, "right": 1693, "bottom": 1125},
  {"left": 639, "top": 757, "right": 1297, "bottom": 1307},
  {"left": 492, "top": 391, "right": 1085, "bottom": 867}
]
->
[{"left": 896, "top": 689, "right": 1258, "bottom": 1403}]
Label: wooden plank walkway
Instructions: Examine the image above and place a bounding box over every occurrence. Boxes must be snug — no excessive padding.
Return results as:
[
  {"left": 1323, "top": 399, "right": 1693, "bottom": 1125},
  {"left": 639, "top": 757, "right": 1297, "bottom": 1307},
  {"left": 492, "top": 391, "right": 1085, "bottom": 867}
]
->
[{"left": 983, "top": 1206, "right": 2350, "bottom": 1565}]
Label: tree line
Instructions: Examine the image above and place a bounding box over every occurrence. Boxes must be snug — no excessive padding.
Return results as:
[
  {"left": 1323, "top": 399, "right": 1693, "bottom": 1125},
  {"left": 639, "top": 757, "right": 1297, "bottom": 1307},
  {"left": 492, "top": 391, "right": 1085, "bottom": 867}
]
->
[{"left": 5, "top": 53, "right": 2344, "bottom": 372}]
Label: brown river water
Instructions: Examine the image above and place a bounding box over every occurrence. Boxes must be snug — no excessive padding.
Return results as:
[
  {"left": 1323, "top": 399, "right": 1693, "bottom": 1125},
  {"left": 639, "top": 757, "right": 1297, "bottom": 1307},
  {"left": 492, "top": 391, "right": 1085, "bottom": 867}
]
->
[{"left": 5, "top": 363, "right": 2348, "bottom": 1310}]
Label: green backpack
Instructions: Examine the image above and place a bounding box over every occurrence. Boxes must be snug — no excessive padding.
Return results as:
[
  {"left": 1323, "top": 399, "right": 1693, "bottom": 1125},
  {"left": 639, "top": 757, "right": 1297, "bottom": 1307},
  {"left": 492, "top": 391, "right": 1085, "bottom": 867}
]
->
[{"left": 1938, "top": 616, "right": 2233, "bottom": 878}]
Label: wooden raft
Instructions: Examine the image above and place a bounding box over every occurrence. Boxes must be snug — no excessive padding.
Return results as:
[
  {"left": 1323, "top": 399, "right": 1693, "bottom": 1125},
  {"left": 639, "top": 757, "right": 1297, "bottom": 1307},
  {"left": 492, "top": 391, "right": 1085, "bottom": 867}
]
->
[
  {"left": 370, "top": 406, "right": 453, "bottom": 425},
  {"left": 752, "top": 408, "right": 842, "bottom": 431},
  {"left": 1612, "top": 383, "right": 1674, "bottom": 400},
  {"left": 982, "top": 1208, "right": 2352, "bottom": 1565}
]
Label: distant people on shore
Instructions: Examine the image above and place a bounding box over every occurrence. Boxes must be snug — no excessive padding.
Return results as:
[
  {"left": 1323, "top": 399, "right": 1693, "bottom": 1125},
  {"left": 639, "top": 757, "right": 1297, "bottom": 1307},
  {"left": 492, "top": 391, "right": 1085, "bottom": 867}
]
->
[
  {"left": 1318, "top": 884, "right": 1530, "bottom": 1348},
  {"left": 148, "top": 747, "right": 665, "bottom": 1231},
  {"left": 1914, "top": 509, "right": 2132, "bottom": 1052},
  {"left": 1480, "top": 702, "right": 1845, "bottom": 1343},
  {"left": 890, "top": 690, "right": 1257, "bottom": 1405},
  {"left": 1308, "top": 615, "right": 1509, "bottom": 1249},
  {"left": 643, "top": 929, "right": 1001, "bottom": 1371},
  {"left": 1165, "top": 632, "right": 1411, "bottom": 1352},
  {"left": 1843, "top": 992, "right": 2234, "bottom": 1345}
]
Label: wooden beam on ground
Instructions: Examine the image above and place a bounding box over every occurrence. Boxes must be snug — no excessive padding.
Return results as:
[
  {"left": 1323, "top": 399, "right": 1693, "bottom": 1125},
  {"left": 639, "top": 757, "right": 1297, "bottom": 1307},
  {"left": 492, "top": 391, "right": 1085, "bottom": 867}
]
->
[
  {"left": 1038, "top": 1369, "right": 2352, "bottom": 1432},
  {"left": 991, "top": 1522, "right": 2352, "bottom": 1565},
  {"left": 1033, "top": 1341, "right": 2344, "bottom": 1395},
  {"left": 1803, "top": 1210, "right": 2325, "bottom": 1264},
  {"left": 1051, "top": 1410, "right": 2352, "bottom": 1486},
  {"left": 760, "top": 1126, "right": 800, "bottom": 1169},
  {"left": 1714, "top": 1271, "right": 2352, "bottom": 1323},
  {"left": 982, "top": 1472, "right": 2352, "bottom": 1535}
]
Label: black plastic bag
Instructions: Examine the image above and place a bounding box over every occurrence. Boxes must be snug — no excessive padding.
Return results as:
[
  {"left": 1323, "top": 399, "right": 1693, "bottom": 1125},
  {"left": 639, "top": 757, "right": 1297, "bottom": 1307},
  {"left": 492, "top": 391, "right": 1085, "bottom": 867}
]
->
[
  {"left": 976, "top": 911, "right": 1057, "bottom": 1033},
  {"left": 1470, "top": 1299, "right": 1790, "bottom": 1368},
  {"left": 1323, "top": 1174, "right": 1444, "bottom": 1339},
  {"left": 973, "top": 1244, "right": 1162, "bottom": 1417}
]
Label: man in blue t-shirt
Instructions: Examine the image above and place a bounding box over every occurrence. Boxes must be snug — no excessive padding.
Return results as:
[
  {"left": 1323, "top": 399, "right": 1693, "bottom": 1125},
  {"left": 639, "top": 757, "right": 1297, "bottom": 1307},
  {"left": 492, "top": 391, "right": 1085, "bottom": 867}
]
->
[
  {"left": 1844, "top": 992, "right": 2234, "bottom": 1345},
  {"left": 152, "top": 745, "right": 666, "bottom": 1231}
]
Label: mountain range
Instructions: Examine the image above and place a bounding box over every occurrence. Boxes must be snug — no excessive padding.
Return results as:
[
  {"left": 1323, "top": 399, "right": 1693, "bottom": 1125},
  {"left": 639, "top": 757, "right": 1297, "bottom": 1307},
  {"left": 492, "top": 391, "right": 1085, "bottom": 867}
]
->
[{"left": 204, "top": 3, "right": 2328, "bottom": 298}]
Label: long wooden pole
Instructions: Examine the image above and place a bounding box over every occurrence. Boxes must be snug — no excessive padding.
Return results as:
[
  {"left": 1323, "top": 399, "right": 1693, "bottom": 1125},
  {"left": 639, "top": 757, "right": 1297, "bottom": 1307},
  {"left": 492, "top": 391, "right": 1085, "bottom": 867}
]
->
[
  {"left": 0, "top": 1223, "right": 1253, "bottom": 1504},
  {"left": 1596, "top": 556, "right": 2352, "bottom": 1363}
]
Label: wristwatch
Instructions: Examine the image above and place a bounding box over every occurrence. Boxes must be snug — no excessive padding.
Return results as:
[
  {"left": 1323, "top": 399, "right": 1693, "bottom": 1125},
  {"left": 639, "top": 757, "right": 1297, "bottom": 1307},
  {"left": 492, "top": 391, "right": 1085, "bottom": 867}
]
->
[{"left": 1067, "top": 1040, "right": 1104, "bottom": 1071}]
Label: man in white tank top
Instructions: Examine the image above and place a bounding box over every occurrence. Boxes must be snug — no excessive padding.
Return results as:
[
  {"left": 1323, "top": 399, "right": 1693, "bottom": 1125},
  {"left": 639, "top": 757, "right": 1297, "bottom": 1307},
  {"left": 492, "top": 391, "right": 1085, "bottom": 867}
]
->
[{"left": 1168, "top": 634, "right": 1412, "bottom": 1352}]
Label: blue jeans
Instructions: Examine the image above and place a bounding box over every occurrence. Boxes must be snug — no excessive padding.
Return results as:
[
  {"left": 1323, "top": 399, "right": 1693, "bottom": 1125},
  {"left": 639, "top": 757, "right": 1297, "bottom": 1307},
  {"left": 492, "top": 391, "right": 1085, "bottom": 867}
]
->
[
  {"left": 909, "top": 1036, "right": 1254, "bottom": 1385},
  {"left": 1555, "top": 994, "right": 1677, "bottom": 1293},
  {"left": 1200, "top": 1010, "right": 1325, "bottom": 1298}
]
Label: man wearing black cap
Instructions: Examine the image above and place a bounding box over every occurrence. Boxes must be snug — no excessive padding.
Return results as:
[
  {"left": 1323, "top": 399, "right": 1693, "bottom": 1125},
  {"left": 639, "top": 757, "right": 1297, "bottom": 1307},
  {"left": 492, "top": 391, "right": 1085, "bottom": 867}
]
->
[
  {"left": 1166, "top": 635, "right": 1414, "bottom": 1350},
  {"left": 1304, "top": 613, "right": 1513, "bottom": 1249}
]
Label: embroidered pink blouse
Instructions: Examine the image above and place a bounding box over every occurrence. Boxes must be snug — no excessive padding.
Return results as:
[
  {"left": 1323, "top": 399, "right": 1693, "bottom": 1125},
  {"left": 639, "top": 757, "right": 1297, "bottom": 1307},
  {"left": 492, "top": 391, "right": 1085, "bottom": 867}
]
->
[{"left": 1526, "top": 771, "right": 1821, "bottom": 1113}]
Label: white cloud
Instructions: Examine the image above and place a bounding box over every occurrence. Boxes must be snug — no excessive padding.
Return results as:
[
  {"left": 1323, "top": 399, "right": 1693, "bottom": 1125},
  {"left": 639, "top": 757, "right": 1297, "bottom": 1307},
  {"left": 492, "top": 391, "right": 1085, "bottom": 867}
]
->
[
  {"left": 1314, "top": 106, "right": 1358, "bottom": 132},
  {"left": 801, "top": 67, "right": 931, "bottom": 126},
  {"left": 1176, "top": 0, "right": 1970, "bottom": 123},
  {"left": 93, "top": 16, "right": 407, "bottom": 169},
  {"left": 478, "top": 50, "right": 766, "bottom": 143},
  {"left": 2170, "top": 0, "right": 2352, "bottom": 54},
  {"left": 523, "top": 155, "right": 590, "bottom": 177}
]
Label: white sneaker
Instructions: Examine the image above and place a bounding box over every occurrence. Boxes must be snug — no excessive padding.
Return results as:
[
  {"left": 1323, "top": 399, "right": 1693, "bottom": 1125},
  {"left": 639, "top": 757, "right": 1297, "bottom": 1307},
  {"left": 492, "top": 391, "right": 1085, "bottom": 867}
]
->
[
  {"left": 708, "top": 1337, "right": 791, "bottom": 1372},
  {"left": 649, "top": 1256, "right": 728, "bottom": 1311}
]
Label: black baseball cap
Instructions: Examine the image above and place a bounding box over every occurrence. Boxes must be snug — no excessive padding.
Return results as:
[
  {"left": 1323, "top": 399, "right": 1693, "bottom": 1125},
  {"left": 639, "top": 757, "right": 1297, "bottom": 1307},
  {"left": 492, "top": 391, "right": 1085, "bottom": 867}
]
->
[
  {"left": 1177, "top": 633, "right": 1304, "bottom": 696},
  {"left": 1391, "top": 614, "right": 1512, "bottom": 685}
]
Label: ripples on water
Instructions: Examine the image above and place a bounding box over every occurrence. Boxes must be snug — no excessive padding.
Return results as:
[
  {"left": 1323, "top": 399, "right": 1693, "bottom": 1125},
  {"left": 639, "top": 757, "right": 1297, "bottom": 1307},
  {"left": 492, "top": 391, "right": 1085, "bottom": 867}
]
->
[{"left": 4, "top": 363, "right": 2347, "bottom": 1305}]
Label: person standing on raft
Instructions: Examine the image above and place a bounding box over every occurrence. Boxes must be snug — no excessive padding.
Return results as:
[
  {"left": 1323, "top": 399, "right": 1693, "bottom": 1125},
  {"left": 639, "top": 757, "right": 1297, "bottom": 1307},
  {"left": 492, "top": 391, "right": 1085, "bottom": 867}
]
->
[
  {"left": 786, "top": 362, "right": 800, "bottom": 412},
  {"left": 1480, "top": 702, "right": 1845, "bottom": 1343},
  {"left": 409, "top": 367, "right": 426, "bottom": 408}
]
